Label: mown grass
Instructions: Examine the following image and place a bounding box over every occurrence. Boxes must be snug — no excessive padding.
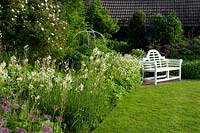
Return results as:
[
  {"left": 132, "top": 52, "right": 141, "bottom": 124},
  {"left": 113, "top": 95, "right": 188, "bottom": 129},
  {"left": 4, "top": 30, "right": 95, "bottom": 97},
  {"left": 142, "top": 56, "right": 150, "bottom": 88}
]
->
[{"left": 94, "top": 80, "right": 200, "bottom": 133}]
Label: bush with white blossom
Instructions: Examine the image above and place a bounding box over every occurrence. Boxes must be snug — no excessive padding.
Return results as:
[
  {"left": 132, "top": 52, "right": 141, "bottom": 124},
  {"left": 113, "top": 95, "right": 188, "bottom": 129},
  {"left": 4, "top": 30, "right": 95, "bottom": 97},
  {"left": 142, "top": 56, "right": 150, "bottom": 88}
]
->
[{"left": 0, "top": 47, "right": 141, "bottom": 132}]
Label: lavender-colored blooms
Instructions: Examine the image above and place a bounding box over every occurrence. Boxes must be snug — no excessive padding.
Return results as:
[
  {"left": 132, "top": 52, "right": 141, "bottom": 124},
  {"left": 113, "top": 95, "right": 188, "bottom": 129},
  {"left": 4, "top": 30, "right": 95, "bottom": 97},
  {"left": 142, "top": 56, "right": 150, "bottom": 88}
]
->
[
  {"left": 16, "top": 128, "right": 27, "bottom": 133},
  {"left": 40, "top": 124, "right": 52, "bottom": 133},
  {"left": 163, "top": 49, "right": 169, "bottom": 53},
  {"left": 0, "top": 98, "right": 11, "bottom": 113},
  {"left": 53, "top": 105, "right": 59, "bottom": 112},
  {"left": 0, "top": 120, "right": 6, "bottom": 127},
  {"left": 14, "top": 104, "right": 20, "bottom": 109},
  {"left": 55, "top": 116, "right": 62, "bottom": 122},
  {"left": 163, "top": 44, "right": 170, "bottom": 49},
  {"left": 174, "top": 44, "right": 180, "bottom": 49},
  {"left": 29, "top": 114, "right": 36, "bottom": 122},
  {"left": 187, "top": 45, "right": 192, "bottom": 49},
  {"left": 32, "top": 109, "right": 40, "bottom": 115},
  {"left": 41, "top": 114, "right": 51, "bottom": 121},
  {"left": 0, "top": 98, "right": 11, "bottom": 106},
  {"left": 0, "top": 127, "right": 10, "bottom": 133},
  {"left": 1, "top": 105, "right": 11, "bottom": 113}
]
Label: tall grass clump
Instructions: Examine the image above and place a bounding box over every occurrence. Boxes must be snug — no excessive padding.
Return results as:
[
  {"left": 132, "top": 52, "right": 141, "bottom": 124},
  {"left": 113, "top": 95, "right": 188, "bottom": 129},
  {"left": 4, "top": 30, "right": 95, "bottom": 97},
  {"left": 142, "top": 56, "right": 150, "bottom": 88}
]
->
[{"left": 0, "top": 48, "right": 141, "bottom": 132}]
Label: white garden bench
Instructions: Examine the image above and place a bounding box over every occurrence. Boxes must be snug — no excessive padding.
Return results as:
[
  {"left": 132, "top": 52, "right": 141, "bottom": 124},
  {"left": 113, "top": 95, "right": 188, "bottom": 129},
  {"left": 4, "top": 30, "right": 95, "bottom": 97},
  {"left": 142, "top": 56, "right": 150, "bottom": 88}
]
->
[{"left": 140, "top": 49, "right": 183, "bottom": 85}]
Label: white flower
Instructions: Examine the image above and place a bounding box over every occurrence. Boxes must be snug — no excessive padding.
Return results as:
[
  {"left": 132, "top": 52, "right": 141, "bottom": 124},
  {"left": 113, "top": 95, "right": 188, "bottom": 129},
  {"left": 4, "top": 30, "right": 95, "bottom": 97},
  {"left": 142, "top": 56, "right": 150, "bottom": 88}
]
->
[
  {"left": 35, "top": 95, "right": 40, "bottom": 100},
  {"left": 51, "top": 33, "right": 54, "bottom": 36},
  {"left": 51, "top": 23, "right": 55, "bottom": 26},
  {"left": 89, "top": 56, "right": 94, "bottom": 60},
  {"left": 10, "top": 56, "right": 17, "bottom": 63},
  {"left": 16, "top": 77, "right": 23, "bottom": 81},
  {"left": 29, "top": 84, "right": 34, "bottom": 89},
  {"left": 11, "top": 9, "right": 15, "bottom": 12},
  {"left": 41, "top": 3, "right": 44, "bottom": 6},
  {"left": 41, "top": 27, "right": 44, "bottom": 31},
  {"left": 80, "top": 83, "right": 84, "bottom": 91},
  {"left": 0, "top": 61, "right": 6, "bottom": 68},
  {"left": 64, "top": 74, "right": 72, "bottom": 83}
]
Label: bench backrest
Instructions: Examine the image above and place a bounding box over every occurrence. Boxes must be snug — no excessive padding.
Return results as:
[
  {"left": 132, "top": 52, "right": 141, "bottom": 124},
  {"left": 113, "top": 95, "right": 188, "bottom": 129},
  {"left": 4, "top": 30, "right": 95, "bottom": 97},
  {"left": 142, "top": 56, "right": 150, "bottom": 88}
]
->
[{"left": 143, "top": 49, "right": 167, "bottom": 68}]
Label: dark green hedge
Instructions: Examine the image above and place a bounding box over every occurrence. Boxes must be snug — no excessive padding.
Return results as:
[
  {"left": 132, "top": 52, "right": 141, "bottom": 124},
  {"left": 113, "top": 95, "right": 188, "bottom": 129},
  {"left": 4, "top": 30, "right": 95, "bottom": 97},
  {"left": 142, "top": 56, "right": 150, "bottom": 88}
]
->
[{"left": 182, "top": 60, "right": 200, "bottom": 79}]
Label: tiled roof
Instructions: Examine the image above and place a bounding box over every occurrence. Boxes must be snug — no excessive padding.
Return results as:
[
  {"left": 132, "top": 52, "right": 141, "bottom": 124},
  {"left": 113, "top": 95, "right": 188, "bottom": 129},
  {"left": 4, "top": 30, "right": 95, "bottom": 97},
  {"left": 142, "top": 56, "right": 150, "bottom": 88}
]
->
[{"left": 95, "top": 0, "right": 200, "bottom": 27}]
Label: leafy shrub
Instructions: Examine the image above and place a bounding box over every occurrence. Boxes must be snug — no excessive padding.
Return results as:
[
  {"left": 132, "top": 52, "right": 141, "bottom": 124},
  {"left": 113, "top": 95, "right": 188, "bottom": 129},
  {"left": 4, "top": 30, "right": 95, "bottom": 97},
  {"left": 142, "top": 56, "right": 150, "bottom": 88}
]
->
[
  {"left": 0, "top": 48, "right": 141, "bottom": 132},
  {"left": 0, "top": 0, "right": 89, "bottom": 64},
  {"left": 148, "top": 12, "right": 184, "bottom": 53},
  {"left": 159, "top": 36, "right": 200, "bottom": 61},
  {"left": 128, "top": 10, "right": 146, "bottom": 50},
  {"left": 0, "top": 0, "right": 69, "bottom": 60},
  {"left": 85, "top": 0, "right": 119, "bottom": 35},
  {"left": 182, "top": 60, "right": 200, "bottom": 79},
  {"left": 130, "top": 49, "right": 146, "bottom": 59},
  {"left": 107, "top": 40, "right": 128, "bottom": 54}
]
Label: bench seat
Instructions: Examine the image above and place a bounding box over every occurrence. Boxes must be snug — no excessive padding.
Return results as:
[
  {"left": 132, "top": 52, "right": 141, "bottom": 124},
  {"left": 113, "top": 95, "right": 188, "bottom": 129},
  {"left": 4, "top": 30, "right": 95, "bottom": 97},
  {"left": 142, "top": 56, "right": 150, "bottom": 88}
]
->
[{"left": 143, "top": 67, "right": 180, "bottom": 72}]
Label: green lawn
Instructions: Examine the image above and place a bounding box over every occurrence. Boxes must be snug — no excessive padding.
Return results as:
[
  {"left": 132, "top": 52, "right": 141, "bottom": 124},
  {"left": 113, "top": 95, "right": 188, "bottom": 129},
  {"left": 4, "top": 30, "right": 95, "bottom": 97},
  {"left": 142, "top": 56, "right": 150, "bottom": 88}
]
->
[{"left": 94, "top": 80, "right": 200, "bottom": 133}]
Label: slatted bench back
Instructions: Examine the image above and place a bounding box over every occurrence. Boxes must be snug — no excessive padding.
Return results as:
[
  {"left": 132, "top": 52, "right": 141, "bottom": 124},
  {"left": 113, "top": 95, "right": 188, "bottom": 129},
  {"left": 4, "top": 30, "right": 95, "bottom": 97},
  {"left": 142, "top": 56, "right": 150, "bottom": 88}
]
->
[{"left": 143, "top": 49, "right": 167, "bottom": 68}]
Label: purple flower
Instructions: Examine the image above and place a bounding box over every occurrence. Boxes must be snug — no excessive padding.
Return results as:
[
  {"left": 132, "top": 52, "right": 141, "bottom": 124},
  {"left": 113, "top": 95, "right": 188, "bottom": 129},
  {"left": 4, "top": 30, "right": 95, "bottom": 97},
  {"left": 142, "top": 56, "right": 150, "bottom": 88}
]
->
[
  {"left": 14, "top": 104, "right": 20, "bottom": 109},
  {"left": 0, "top": 128, "right": 10, "bottom": 133},
  {"left": 0, "top": 98, "right": 11, "bottom": 113},
  {"left": 187, "top": 45, "right": 192, "bottom": 49},
  {"left": 29, "top": 114, "right": 36, "bottom": 122},
  {"left": 41, "top": 115, "right": 51, "bottom": 121},
  {"left": 16, "top": 128, "right": 27, "bottom": 133},
  {"left": 32, "top": 109, "right": 40, "bottom": 115},
  {"left": 173, "top": 44, "right": 180, "bottom": 49},
  {"left": 0, "top": 98, "right": 11, "bottom": 106},
  {"left": 55, "top": 116, "right": 62, "bottom": 122},
  {"left": 163, "top": 49, "right": 169, "bottom": 53},
  {"left": 53, "top": 105, "right": 59, "bottom": 112},
  {"left": 0, "top": 120, "right": 6, "bottom": 127},
  {"left": 163, "top": 44, "right": 170, "bottom": 49},
  {"left": 1, "top": 105, "right": 11, "bottom": 113},
  {"left": 40, "top": 124, "right": 52, "bottom": 133}
]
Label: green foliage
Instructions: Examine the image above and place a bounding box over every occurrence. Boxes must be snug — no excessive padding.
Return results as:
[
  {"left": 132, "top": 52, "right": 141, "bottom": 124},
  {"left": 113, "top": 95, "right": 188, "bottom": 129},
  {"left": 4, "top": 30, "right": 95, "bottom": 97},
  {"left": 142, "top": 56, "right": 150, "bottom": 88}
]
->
[
  {"left": 0, "top": 48, "right": 141, "bottom": 132},
  {"left": 130, "top": 49, "right": 146, "bottom": 59},
  {"left": 182, "top": 60, "right": 200, "bottom": 79},
  {"left": 148, "top": 12, "right": 184, "bottom": 52},
  {"left": 107, "top": 40, "right": 128, "bottom": 54},
  {"left": 85, "top": 0, "right": 119, "bottom": 35},
  {"left": 0, "top": 0, "right": 69, "bottom": 60},
  {"left": 0, "top": 0, "right": 90, "bottom": 65},
  {"left": 0, "top": 98, "right": 63, "bottom": 132},
  {"left": 128, "top": 10, "right": 146, "bottom": 50},
  {"left": 159, "top": 36, "right": 200, "bottom": 60}
]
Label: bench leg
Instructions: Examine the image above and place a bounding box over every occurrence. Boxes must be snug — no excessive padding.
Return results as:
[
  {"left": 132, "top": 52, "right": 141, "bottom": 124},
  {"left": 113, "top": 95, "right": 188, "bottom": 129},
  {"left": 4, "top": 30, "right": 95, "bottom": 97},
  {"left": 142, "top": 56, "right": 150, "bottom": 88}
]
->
[
  {"left": 166, "top": 70, "right": 169, "bottom": 79},
  {"left": 154, "top": 71, "right": 157, "bottom": 85},
  {"left": 179, "top": 68, "right": 181, "bottom": 80}
]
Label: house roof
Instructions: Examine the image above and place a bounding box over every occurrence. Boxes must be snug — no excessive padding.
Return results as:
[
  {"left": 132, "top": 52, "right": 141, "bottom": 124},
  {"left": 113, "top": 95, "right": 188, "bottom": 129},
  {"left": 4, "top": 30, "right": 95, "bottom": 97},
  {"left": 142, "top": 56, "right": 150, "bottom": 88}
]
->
[{"left": 97, "top": 0, "right": 200, "bottom": 27}]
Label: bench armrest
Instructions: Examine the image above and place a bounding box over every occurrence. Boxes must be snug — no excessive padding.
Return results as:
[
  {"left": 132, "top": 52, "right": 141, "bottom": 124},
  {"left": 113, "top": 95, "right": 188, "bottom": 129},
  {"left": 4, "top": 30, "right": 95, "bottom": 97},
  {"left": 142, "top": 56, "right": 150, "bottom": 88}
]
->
[
  {"left": 167, "top": 59, "right": 183, "bottom": 67},
  {"left": 140, "top": 61, "right": 157, "bottom": 69}
]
